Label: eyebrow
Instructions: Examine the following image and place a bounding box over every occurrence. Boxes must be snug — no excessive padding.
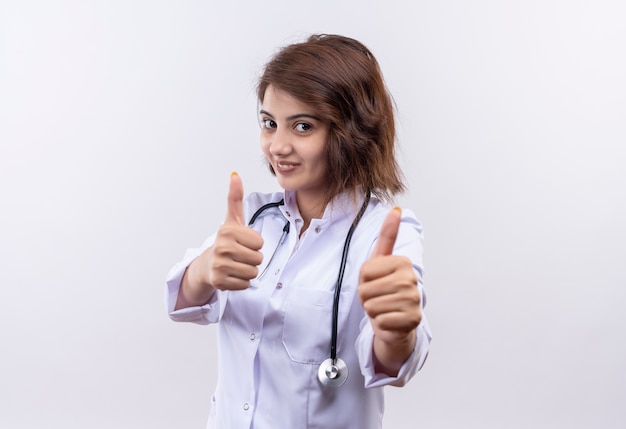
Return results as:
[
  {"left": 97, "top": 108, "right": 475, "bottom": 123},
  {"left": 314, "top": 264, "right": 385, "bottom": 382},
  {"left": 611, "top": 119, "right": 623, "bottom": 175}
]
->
[{"left": 259, "top": 109, "right": 321, "bottom": 122}]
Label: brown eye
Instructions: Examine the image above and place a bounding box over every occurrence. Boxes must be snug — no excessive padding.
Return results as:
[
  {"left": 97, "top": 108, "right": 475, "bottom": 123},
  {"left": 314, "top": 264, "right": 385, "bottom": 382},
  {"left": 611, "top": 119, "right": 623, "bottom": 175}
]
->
[
  {"left": 262, "top": 118, "right": 277, "bottom": 129},
  {"left": 294, "top": 122, "right": 312, "bottom": 132}
]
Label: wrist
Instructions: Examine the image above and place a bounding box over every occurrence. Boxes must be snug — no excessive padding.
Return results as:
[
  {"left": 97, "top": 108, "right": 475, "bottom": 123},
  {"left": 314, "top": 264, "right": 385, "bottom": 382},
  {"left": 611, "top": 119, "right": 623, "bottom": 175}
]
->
[
  {"left": 176, "top": 257, "right": 215, "bottom": 310},
  {"left": 372, "top": 329, "right": 416, "bottom": 376}
]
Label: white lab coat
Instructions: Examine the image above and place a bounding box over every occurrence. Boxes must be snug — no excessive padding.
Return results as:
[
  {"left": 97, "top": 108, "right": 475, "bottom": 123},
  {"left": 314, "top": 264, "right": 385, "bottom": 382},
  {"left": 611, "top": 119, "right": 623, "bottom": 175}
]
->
[{"left": 166, "top": 190, "right": 431, "bottom": 429}]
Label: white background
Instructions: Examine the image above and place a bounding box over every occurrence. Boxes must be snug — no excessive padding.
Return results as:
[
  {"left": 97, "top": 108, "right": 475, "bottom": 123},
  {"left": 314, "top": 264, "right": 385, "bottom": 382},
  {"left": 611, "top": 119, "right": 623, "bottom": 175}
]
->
[{"left": 1, "top": 1, "right": 625, "bottom": 428}]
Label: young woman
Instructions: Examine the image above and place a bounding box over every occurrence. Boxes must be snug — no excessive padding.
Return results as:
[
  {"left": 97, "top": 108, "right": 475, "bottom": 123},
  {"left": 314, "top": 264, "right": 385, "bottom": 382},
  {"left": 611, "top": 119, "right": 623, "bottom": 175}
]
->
[{"left": 166, "top": 34, "right": 431, "bottom": 429}]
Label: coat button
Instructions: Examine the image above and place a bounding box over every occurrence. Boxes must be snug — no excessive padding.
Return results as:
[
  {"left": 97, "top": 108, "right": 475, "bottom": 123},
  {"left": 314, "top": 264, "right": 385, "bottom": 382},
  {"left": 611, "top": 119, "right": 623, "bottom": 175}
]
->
[
  {"left": 249, "top": 333, "right": 256, "bottom": 341},
  {"left": 243, "top": 403, "right": 250, "bottom": 411}
]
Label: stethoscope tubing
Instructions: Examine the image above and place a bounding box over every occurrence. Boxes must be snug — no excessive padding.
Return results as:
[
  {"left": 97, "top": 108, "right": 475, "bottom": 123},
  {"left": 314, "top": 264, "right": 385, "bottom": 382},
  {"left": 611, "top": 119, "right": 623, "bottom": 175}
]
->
[
  {"left": 330, "top": 191, "right": 371, "bottom": 361},
  {"left": 248, "top": 199, "right": 289, "bottom": 280},
  {"left": 247, "top": 192, "right": 371, "bottom": 387}
]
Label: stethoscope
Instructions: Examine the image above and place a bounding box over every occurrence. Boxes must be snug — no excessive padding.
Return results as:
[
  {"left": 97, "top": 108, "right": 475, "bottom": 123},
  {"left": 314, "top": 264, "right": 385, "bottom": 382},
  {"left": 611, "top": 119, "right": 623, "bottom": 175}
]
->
[{"left": 247, "top": 191, "right": 371, "bottom": 388}]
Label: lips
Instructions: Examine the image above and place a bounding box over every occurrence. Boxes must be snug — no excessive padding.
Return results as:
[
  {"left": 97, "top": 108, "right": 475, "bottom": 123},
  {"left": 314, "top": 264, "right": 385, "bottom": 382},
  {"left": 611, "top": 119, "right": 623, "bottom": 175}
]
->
[{"left": 275, "top": 161, "right": 300, "bottom": 173}]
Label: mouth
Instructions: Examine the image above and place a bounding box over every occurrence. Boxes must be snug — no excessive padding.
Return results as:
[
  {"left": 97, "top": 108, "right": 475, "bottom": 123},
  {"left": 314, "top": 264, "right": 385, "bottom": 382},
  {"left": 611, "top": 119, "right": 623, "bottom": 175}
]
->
[
  {"left": 275, "top": 161, "right": 300, "bottom": 173},
  {"left": 277, "top": 161, "right": 299, "bottom": 168}
]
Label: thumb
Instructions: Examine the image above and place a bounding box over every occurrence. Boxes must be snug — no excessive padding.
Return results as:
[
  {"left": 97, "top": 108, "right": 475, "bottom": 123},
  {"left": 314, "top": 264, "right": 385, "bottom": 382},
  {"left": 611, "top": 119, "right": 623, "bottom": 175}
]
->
[
  {"left": 371, "top": 207, "right": 402, "bottom": 257},
  {"left": 225, "top": 172, "right": 245, "bottom": 225}
]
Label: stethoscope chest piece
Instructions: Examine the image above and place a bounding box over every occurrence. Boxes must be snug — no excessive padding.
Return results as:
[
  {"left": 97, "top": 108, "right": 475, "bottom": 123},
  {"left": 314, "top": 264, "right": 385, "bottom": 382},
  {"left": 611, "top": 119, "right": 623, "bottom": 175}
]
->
[{"left": 318, "top": 358, "right": 348, "bottom": 388}]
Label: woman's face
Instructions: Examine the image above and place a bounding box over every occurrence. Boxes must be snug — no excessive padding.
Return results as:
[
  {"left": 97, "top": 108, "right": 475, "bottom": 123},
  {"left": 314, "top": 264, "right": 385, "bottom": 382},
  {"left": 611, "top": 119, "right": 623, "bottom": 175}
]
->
[{"left": 260, "top": 85, "right": 329, "bottom": 202}]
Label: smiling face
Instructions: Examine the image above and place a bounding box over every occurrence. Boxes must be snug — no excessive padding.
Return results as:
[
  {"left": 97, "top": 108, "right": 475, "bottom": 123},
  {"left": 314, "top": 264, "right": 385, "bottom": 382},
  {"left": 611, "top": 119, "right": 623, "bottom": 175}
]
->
[{"left": 260, "top": 85, "right": 330, "bottom": 210}]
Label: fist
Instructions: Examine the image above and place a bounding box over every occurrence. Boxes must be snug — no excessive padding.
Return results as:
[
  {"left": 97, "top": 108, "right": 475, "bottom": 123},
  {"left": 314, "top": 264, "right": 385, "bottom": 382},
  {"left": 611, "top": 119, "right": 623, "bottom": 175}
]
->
[
  {"left": 358, "top": 208, "right": 422, "bottom": 343},
  {"left": 199, "top": 172, "right": 264, "bottom": 291}
]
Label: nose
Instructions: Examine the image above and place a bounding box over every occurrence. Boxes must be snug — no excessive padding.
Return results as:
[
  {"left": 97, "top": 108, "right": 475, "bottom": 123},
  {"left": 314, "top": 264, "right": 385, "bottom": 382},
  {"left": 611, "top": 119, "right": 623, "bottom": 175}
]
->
[{"left": 268, "top": 127, "right": 292, "bottom": 157}]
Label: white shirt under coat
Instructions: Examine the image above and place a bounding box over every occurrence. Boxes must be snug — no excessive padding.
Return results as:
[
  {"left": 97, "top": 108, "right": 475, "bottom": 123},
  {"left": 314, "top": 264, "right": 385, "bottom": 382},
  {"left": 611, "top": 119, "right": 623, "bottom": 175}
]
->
[{"left": 166, "top": 190, "right": 431, "bottom": 429}]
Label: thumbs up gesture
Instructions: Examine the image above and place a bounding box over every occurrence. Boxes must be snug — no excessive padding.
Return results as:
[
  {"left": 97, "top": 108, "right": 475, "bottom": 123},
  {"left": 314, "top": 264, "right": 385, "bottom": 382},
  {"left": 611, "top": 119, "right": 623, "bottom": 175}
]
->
[
  {"left": 358, "top": 207, "right": 422, "bottom": 374},
  {"left": 209, "top": 172, "right": 265, "bottom": 290},
  {"left": 176, "top": 173, "right": 264, "bottom": 309}
]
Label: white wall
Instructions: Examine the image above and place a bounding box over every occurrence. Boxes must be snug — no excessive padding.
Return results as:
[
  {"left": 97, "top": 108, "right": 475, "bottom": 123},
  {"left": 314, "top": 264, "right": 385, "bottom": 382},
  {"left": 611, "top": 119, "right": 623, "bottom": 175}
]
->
[{"left": 1, "top": 1, "right": 624, "bottom": 428}]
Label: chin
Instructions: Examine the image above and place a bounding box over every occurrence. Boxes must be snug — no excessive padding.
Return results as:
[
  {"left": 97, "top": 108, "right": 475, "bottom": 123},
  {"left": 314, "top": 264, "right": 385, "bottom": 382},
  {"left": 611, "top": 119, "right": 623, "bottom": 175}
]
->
[{"left": 276, "top": 180, "right": 297, "bottom": 191}]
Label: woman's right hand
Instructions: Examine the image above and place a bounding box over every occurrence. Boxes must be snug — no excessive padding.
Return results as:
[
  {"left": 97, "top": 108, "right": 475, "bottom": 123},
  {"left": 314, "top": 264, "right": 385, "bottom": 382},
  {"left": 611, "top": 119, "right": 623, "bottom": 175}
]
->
[{"left": 175, "top": 173, "right": 264, "bottom": 309}]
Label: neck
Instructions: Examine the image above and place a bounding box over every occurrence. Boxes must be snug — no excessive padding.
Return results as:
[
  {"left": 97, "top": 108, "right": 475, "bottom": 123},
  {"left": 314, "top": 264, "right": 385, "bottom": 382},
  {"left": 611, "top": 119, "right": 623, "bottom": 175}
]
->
[{"left": 295, "top": 192, "right": 327, "bottom": 236}]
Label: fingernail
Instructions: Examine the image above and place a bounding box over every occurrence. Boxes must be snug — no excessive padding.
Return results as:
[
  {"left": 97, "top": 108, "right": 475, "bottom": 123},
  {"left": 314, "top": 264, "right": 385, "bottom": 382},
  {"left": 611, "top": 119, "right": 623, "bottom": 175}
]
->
[
  {"left": 393, "top": 206, "right": 401, "bottom": 212},
  {"left": 231, "top": 171, "right": 238, "bottom": 177}
]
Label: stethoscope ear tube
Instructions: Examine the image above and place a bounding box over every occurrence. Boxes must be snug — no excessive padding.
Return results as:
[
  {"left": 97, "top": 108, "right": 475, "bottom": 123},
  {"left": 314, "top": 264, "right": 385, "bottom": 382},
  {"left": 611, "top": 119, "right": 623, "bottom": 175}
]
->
[
  {"left": 248, "top": 199, "right": 285, "bottom": 226},
  {"left": 248, "top": 199, "right": 288, "bottom": 281}
]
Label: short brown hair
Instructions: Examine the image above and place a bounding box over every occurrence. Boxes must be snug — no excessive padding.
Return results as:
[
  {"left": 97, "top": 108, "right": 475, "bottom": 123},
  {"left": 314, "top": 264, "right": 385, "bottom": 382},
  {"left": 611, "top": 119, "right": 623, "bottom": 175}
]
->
[{"left": 257, "top": 34, "right": 405, "bottom": 204}]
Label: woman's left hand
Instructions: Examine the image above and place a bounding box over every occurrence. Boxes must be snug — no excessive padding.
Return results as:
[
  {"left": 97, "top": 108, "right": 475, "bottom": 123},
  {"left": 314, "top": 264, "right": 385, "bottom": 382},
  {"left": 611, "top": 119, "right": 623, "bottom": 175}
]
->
[{"left": 358, "top": 208, "right": 422, "bottom": 374}]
